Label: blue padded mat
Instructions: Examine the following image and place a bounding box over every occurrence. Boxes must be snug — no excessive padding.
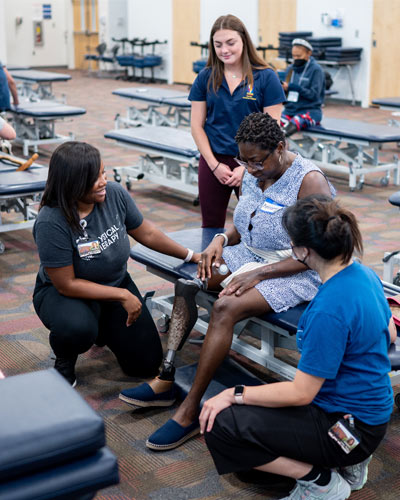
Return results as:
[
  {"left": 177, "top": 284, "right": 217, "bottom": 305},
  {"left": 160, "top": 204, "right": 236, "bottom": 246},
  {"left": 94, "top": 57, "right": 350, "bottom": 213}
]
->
[
  {"left": 0, "top": 447, "right": 119, "bottom": 500},
  {"left": 0, "top": 159, "right": 48, "bottom": 196},
  {"left": 113, "top": 87, "right": 190, "bottom": 106},
  {"left": 130, "top": 228, "right": 307, "bottom": 334},
  {"left": 11, "top": 100, "right": 86, "bottom": 117},
  {"left": 0, "top": 369, "right": 105, "bottom": 482},
  {"left": 105, "top": 126, "right": 199, "bottom": 158},
  {"left": 307, "top": 117, "right": 400, "bottom": 142},
  {"left": 372, "top": 97, "right": 400, "bottom": 108},
  {"left": 9, "top": 69, "right": 71, "bottom": 82}
]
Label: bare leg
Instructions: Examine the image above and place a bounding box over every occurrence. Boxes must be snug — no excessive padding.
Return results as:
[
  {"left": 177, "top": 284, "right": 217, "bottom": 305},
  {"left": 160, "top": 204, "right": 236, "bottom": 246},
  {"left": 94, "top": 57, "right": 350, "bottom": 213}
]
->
[
  {"left": 255, "top": 457, "right": 312, "bottom": 479},
  {"left": 173, "top": 287, "right": 271, "bottom": 426}
]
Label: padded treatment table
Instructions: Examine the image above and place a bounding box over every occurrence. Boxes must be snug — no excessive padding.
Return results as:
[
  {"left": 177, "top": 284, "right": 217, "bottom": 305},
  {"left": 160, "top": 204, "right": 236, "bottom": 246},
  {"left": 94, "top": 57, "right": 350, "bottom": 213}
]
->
[
  {"left": 8, "top": 100, "right": 86, "bottom": 156},
  {"left": 0, "top": 369, "right": 119, "bottom": 499},
  {"left": 131, "top": 227, "right": 400, "bottom": 388},
  {"left": 372, "top": 97, "right": 400, "bottom": 111},
  {"left": 112, "top": 86, "right": 190, "bottom": 127},
  {"left": 105, "top": 126, "right": 199, "bottom": 199},
  {"left": 9, "top": 69, "right": 71, "bottom": 101},
  {"left": 0, "top": 153, "right": 48, "bottom": 254},
  {"left": 287, "top": 117, "right": 400, "bottom": 191},
  {"left": 372, "top": 97, "right": 400, "bottom": 127}
]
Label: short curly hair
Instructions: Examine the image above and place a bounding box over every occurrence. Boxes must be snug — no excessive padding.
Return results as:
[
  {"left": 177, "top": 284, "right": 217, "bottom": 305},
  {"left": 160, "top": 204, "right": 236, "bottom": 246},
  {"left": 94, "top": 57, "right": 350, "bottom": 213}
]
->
[{"left": 235, "top": 112, "right": 285, "bottom": 151}]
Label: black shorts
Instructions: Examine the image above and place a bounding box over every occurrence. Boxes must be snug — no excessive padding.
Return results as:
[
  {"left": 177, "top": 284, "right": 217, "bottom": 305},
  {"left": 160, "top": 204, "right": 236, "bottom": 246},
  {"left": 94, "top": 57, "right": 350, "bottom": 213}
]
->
[{"left": 204, "top": 404, "right": 387, "bottom": 475}]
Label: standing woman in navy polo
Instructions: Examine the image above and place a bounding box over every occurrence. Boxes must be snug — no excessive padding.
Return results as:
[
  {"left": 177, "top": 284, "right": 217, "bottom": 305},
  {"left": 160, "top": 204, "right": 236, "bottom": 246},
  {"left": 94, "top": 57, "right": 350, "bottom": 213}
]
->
[{"left": 189, "top": 14, "right": 286, "bottom": 228}]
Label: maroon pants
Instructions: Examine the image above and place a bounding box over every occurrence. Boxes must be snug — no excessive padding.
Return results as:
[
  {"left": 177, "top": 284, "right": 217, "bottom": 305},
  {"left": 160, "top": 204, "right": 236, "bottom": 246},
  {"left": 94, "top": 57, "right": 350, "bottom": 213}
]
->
[{"left": 198, "top": 154, "right": 240, "bottom": 228}]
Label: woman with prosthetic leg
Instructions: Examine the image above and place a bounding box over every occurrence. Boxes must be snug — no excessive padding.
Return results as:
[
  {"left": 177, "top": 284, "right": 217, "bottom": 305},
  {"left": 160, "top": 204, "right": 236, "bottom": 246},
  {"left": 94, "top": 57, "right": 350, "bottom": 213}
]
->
[{"left": 120, "top": 112, "right": 335, "bottom": 450}]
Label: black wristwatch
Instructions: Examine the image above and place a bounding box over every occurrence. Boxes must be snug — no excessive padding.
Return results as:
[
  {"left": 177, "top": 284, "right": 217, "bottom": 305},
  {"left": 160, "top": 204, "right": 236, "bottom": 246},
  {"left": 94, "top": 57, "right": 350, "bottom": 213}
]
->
[{"left": 234, "top": 384, "right": 245, "bottom": 404}]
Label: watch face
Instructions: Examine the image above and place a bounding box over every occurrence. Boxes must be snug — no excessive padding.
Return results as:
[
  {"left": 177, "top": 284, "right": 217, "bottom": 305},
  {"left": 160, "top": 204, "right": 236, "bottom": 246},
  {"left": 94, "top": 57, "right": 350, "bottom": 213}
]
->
[{"left": 235, "top": 385, "right": 244, "bottom": 396}]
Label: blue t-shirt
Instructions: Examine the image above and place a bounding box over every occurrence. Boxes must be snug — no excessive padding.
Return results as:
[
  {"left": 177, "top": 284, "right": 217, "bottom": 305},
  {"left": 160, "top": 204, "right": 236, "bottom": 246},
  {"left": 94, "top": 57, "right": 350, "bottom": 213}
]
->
[
  {"left": 0, "top": 62, "right": 10, "bottom": 111},
  {"left": 33, "top": 182, "right": 143, "bottom": 287},
  {"left": 189, "top": 67, "right": 285, "bottom": 156},
  {"left": 297, "top": 261, "right": 393, "bottom": 425}
]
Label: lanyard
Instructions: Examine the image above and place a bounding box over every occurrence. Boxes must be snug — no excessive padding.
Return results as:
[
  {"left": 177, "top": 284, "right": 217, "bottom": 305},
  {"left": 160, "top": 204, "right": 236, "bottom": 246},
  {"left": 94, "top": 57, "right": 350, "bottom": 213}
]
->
[{"left": 290, "top": 59, "right": 311, "bottom": 85}]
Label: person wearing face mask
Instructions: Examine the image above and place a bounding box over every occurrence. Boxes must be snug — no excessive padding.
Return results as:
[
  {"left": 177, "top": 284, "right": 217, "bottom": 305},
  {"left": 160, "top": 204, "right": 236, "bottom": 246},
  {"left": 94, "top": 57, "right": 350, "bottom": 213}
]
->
[
  {"left": 281, "top": 39, "right": 325, "bottom": 137},
  {"left": 188, "top": 14, "right": 286, "bottom": 228},
  {"left": 120, "top": 112, "right": 334, "bottom": 451}
]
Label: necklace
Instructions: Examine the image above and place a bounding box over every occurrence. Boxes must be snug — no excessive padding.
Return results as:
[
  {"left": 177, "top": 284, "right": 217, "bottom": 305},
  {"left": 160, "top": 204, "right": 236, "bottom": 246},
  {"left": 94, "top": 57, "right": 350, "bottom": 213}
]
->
[{"left": 225, "top": 71, "right": 241, "bottom": 79}]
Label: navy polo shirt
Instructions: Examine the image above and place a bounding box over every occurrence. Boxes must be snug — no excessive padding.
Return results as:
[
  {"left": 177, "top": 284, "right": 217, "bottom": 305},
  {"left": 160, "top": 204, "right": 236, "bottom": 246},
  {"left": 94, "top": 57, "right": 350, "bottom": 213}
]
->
[{"left": 189, "top": 67, "right": 285, "bottom": 156}]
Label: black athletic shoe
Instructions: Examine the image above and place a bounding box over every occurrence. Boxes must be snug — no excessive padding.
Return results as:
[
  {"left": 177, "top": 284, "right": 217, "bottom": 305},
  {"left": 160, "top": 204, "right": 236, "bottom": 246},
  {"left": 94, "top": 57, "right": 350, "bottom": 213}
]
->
[
  {"left": 54, "top": 356, "right": 77, "bottom": 387},
  {"left": 283, "top": 121, "right": 299, "bottom": 137}
]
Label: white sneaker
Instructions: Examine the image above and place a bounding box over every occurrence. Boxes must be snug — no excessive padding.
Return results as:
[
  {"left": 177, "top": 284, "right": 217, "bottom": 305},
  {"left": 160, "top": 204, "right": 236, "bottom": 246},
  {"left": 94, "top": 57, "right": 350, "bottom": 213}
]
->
[
  {"left": 339, "top": 455, "right": 372, "bottom": 491},
  {"left": 281, "top": 470, "right": 351, "bottom": 499}
]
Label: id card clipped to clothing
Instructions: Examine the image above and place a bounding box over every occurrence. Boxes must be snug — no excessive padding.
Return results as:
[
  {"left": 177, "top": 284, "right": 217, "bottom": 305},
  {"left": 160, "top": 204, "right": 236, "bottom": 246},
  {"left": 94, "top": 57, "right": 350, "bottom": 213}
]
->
[
  {"left": 287, "top": 91, "right": 299, "bottom": 102},
  {"left": 76, "top": 219, "right": 101, "bottom": 259},
  {"left": 328, "top": 415, "right": 360, "bottom": 454}
]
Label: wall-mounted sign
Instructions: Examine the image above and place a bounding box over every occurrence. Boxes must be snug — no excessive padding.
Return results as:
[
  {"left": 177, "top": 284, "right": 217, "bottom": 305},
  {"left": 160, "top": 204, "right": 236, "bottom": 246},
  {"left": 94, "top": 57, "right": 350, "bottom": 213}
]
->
[{"left": 43, "top": 4, "right": 52, "bottom": 20}]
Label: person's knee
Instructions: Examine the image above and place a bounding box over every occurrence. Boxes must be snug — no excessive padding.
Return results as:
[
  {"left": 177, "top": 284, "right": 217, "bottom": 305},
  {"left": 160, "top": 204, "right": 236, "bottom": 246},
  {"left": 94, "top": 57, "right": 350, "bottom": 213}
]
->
[
  {"left": 212, "top": 296, "right": 242, "bottom": 326},
  {"left": 49, "top": 309, "right": 98, "bottom": 354}
]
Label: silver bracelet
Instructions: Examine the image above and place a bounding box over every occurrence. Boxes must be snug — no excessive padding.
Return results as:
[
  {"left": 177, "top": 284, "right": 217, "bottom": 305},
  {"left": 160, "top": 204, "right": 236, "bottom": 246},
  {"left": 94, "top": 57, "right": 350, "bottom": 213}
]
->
[
  {"left": 184, "top": 248, "right": 194, "bottom": 262},
  {"left": 213, "top": 233, "right": 228, "bottom": 247}
]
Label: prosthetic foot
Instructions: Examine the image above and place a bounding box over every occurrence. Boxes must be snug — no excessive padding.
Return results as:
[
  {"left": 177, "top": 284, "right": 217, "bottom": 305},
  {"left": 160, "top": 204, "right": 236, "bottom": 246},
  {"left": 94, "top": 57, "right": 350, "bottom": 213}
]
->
[{"left": 119, "top": 278, "right": 201, "bottom": 408}]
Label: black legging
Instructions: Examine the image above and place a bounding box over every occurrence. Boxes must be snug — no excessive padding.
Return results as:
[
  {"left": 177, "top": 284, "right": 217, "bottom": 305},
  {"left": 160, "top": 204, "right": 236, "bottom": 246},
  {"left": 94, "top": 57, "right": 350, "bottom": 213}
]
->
[{"left": 33, "top": 273, "right": 163, "bottom": 377}]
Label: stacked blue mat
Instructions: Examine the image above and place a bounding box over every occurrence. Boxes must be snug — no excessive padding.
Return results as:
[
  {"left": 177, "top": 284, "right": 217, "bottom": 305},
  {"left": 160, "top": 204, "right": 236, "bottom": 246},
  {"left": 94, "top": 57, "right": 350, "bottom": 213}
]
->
[
  {"left": 307, "top": 37, "right": 342, "bottom": 60},
  {"left": 0, "top": 370, "right": 119, "bottom": 500},
  {"left": 192, "top": 58, "right": 207, "bottom": 74},
  {"left": 278, "top": 31, "right": 313, "bottom": 58},
  {"left": 325, "top": 47, "right": 363, "bottom": 62}
]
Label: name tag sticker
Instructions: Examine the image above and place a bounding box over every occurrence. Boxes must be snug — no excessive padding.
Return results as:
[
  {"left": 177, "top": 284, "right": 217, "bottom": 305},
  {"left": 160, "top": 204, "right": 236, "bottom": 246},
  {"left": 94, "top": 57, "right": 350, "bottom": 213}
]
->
[
  {"left": 78, "top": 239, "right": 101, "bottom": 258},
  {"left": 260, "top": 197, "right": 286, "bottom": 214},
  {"left": 287, "top": 90, "right": 299, "bottom": 102}
]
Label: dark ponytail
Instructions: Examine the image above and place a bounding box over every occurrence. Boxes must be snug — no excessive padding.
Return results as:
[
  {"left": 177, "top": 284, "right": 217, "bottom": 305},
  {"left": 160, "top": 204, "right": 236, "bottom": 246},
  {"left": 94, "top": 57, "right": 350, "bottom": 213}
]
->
[{"left": 282, "top": 195, "right": 363, "bottom": 264}]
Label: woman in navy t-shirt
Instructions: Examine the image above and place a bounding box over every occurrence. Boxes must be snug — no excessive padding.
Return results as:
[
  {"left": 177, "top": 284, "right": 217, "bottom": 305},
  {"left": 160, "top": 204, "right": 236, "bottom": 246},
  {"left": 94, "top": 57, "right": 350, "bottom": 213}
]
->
[
  {"left": 201, "top": 195, "right": 396, "bottom": 500},
  {"left": 189, "top": 14, "right": 285, "bottom": 228},
  {"left": 33, "top": 142, "right": 200, "bottom": 387}
]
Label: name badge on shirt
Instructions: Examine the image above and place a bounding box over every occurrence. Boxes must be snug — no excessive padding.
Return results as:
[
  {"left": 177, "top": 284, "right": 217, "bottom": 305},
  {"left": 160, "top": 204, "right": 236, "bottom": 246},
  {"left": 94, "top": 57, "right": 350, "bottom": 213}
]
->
[
  {"left": 260, "top": 197, "right": 286, "bottom": 214},
  {"left": 287, "top": 90, "right": 299, "bottom": 102},
  {"left": 77, "top": 239, "right": 101, "bottom": 258}
]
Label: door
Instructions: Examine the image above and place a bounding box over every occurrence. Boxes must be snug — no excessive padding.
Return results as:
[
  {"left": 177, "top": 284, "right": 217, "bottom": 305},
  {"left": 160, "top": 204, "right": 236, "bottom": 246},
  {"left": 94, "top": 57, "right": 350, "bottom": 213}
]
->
[
  {"left": 258, "top": 0, "right": 297, "bottom": 70},
  {"left": 72, "top": 0, "right": 99, "bottom": 70},
  {"left": 370, "top": 0, "right": 400, "bottom": 101},
  {"left": 172, "top": 0, "right": 201, "bottom": 85}
]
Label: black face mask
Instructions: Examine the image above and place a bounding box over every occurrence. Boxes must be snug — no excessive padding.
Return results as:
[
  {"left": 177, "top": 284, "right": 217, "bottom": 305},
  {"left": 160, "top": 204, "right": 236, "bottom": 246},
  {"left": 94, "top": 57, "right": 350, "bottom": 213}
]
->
[{"left": 293, "top": 59, "right": 307, "bottom": 67}]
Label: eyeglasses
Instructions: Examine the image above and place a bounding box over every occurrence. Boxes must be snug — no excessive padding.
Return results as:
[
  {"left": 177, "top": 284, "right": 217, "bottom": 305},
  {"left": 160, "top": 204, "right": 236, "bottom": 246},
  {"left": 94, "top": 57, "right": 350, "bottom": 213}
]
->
[
  {"left": 234, "top": 150, "right": 274, "bottom": 171},
  {"left": 290, "top": 243, "right": 309, "bottom": 266}
]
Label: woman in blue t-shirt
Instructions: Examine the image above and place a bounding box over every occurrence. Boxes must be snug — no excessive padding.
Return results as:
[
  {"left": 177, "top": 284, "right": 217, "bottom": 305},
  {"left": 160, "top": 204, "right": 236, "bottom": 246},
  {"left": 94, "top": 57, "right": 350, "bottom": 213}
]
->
[
  {"left": 200, "top": 195, "right": 396, "bottom": 500},
  {"left": 189, "top": 14, "right": 285, "bottom": 228}
]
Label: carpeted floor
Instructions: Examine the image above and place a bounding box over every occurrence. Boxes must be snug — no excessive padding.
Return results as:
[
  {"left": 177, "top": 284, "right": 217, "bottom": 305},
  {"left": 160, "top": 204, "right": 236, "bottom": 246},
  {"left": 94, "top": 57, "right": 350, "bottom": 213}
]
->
[{"left": 1, "top": 69, "right": 400, "bottom": 499}]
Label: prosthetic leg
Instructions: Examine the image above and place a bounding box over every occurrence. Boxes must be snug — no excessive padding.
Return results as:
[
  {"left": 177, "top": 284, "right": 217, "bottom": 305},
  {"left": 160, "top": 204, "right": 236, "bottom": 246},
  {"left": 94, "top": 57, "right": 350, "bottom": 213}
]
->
[
  {"left": 119, "top": 277, "right": 204, "bottom": 407},
  {"left": 158, "top": 278, "right": 202, "bottom": 381}
]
